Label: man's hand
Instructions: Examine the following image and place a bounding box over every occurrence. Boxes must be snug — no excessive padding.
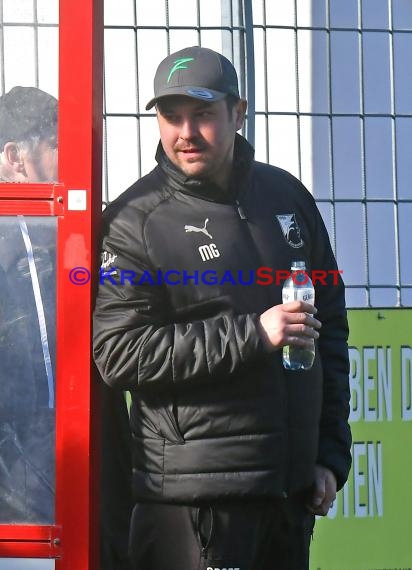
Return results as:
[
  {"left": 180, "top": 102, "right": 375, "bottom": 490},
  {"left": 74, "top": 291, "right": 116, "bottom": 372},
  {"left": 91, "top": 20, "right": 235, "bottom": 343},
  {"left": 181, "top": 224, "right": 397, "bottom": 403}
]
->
[
  {"left": 259, "top": 301, "right": 321, "bottom": 351},
  {"left": 306, "top": 465, "right": 337, "bottom": 516}
]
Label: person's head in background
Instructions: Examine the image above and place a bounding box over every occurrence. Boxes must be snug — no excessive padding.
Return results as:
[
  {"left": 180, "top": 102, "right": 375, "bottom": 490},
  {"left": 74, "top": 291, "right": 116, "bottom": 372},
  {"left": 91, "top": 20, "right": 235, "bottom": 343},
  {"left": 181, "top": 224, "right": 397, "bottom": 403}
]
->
[{"left": 0, "top": 86, "right": 57, "bottom": 183}]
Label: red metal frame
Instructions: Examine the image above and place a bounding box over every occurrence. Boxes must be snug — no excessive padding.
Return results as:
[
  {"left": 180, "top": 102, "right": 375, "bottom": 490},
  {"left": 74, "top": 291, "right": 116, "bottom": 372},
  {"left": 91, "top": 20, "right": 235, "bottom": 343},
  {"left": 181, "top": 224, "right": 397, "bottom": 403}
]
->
[
  {"left": 0, "top": 183, "right": 56, "bottom": 199},
  {"left": 0, "top": 526, "right": 62, "bottom": 558},
  {"left": 0, "top": 0, "right": 103, "bottom": 567},
  {"left": 0, "top": 192, "right": 64, "bottom": 215}
]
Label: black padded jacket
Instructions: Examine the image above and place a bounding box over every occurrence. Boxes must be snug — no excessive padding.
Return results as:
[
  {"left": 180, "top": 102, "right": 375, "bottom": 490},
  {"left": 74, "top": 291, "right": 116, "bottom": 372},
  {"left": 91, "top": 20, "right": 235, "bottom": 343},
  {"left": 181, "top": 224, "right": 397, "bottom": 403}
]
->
[{"left": 93, "top": 135, "right": 352, "bottom": 503}]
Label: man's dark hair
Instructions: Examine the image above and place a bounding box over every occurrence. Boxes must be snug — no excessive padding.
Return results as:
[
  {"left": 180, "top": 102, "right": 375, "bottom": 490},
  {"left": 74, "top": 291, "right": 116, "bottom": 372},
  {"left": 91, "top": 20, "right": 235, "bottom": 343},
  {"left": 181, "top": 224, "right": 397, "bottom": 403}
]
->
[{"left": 0, "top": 86, "right": 57, "bottom": 149}]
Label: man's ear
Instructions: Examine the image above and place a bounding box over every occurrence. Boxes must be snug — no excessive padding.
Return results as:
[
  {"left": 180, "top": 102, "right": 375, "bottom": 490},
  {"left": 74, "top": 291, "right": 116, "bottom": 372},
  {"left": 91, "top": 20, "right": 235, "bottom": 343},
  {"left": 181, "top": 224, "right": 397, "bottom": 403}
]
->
[
  {"left": 3, "top": 142, "right": 25, "bottom": 173},
  {"left": 235, "top": 99, "right": 247, "bottom": 131}
]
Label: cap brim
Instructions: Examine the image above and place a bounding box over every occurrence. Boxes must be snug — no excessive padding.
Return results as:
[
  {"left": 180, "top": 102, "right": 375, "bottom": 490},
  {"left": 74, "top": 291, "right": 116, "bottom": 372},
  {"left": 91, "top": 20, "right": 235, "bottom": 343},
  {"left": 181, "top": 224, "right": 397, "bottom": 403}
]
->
[{"left": 145, "top": 86, "right": 227, "bottom": 110}]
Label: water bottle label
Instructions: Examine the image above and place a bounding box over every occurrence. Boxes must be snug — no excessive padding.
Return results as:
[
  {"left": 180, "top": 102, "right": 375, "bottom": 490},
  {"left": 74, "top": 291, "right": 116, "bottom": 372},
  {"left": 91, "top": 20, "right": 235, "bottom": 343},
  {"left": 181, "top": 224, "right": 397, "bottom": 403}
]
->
[
  {"left": 282, "top": 288, "right": 314, "bottom": 304},
  {"left": 302, "top": 291, "right": 314, "bottom": 303}
]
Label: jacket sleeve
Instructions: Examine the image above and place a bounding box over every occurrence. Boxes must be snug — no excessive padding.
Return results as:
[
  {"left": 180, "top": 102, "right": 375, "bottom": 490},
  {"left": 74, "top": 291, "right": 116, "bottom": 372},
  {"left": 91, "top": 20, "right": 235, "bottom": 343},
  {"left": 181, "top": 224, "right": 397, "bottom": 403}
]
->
[
  {"left": 93, "top": 209, "right": 267, "bottom": 392},
  {"left": 310, "top": 203, "right": 352, "bottom": 490}
]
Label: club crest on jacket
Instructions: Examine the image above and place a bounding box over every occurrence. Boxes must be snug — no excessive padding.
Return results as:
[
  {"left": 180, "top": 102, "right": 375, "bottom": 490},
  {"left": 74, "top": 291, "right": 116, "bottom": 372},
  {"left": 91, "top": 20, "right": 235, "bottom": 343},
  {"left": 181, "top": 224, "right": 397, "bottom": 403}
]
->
[{"left": 276, "top": 214, "right": 304, "bottom": 248}]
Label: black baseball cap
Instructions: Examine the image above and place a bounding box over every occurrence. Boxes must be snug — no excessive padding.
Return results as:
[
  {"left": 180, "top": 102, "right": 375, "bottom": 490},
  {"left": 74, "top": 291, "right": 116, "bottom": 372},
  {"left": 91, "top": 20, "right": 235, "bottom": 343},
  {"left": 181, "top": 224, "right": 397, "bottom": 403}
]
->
[
  {"left": 0, "top": 86, "right": 57, "bottom": 148},
  {"left": 146, "top": 46, "right": 240, "bottom": 110}
]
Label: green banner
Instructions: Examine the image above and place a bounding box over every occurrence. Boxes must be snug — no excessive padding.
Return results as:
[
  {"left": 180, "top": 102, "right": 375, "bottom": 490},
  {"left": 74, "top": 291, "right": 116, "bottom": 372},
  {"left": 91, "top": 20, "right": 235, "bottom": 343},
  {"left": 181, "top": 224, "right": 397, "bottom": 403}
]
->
[{"left": 310, "top": 308, "right": 412, "bottom": 570}]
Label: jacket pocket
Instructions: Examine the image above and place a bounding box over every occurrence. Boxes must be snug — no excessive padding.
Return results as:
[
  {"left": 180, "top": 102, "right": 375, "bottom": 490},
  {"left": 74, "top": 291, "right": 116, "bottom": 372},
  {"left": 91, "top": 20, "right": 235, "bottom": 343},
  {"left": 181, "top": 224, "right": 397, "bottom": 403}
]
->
[
  {"left": 158, "top": 403, "right": 185, "bottom": 444},
  {"left": 150, "top": 387, "right": 185, "bottom": 444}
]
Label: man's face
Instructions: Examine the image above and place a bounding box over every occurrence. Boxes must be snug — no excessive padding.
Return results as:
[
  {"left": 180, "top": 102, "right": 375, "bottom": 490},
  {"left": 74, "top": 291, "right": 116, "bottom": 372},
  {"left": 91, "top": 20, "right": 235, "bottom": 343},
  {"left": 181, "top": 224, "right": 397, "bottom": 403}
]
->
[
  {"left": 156, "top": 96, "right": 246, "bottom": 189},
  {"left": 23, "top": 139, "right": 58, "bottom": 183}
]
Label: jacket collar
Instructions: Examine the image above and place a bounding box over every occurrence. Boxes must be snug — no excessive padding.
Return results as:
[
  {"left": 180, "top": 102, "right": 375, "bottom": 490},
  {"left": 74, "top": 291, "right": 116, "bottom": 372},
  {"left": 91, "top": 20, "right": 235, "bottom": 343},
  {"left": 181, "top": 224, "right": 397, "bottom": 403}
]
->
[{"left": 155, "top": 133, "right": 255, "bottom": 203}]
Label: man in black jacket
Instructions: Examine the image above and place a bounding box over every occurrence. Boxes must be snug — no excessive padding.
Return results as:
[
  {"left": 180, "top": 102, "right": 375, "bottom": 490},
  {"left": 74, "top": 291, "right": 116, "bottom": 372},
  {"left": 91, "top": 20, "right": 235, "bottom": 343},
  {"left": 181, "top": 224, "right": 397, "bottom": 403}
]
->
[{"left": 93, "top": 46, "right": 351, "bottom": 570}]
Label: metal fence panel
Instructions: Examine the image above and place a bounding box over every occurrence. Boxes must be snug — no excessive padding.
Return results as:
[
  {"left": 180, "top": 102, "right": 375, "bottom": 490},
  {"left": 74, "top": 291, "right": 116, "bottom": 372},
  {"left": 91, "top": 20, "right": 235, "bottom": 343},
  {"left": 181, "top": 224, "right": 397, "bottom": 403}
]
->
[{"left": 101, "top": 0, "right": 412, "bottom": 307}]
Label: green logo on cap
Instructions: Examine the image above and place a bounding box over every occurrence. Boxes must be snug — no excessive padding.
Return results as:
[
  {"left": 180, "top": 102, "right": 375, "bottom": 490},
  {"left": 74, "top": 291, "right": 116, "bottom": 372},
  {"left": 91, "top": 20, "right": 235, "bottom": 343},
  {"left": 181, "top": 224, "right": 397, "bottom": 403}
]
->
[{"left": 167, "top": 57, "right": 194, "bottom": 82}]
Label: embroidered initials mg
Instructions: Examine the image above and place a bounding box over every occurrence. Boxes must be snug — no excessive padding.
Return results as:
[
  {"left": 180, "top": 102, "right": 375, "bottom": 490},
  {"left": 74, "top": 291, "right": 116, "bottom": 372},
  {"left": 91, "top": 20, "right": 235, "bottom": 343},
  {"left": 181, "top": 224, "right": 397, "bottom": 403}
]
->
[{"left": 198, "top": 243, "right": 220, "bottom": 262}]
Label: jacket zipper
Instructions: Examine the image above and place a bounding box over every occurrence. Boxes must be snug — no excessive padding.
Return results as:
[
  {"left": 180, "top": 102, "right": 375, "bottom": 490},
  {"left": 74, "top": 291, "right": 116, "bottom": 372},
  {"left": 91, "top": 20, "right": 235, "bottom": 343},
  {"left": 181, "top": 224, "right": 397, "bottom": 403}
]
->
[
  {"left": 235, "top": 199, "right": 247, "bottom": 220},
  {"left": 235, "top": 196, "right": 289, "bottom": 498},
  {"left": 233, "top": 198, "right": 270, "bottom": 307}
]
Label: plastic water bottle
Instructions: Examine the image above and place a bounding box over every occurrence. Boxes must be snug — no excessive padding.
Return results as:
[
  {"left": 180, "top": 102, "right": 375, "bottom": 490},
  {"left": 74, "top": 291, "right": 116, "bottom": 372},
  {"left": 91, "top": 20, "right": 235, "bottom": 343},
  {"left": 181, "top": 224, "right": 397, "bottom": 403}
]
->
[{"left": 282, "top": 261, "right": 315, "bottom": 370}]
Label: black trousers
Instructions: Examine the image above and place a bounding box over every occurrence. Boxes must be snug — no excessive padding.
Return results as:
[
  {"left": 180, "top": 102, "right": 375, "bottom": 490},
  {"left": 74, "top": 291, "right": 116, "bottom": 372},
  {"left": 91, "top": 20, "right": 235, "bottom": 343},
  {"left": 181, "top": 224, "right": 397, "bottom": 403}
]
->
[
  {"left": 100, "top": 384, "right": 133, "bottom": 570},
  {"left": 129, "top": 496, "right": 315, "bottom": 570}
]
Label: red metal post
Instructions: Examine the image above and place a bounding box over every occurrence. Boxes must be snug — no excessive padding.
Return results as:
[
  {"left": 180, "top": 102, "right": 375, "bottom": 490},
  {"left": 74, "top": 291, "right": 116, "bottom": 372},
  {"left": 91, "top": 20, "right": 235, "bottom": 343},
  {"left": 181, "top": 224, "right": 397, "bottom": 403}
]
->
[
  {"left": 0, "top": 0, "right": 103, "bottom": 566},
  {"left": 56, "top": 0, "right": 103, "bottom": 567}
]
